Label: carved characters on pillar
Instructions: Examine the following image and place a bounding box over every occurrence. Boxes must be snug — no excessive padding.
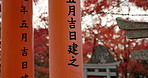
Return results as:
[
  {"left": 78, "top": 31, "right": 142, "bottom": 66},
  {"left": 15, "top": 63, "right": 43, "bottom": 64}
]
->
[
  {"left": 66, "top": 0, "right": 79, "bottom": 67},
  {"left": 20, "top": 0, "right": 30, "bottom": 77}
]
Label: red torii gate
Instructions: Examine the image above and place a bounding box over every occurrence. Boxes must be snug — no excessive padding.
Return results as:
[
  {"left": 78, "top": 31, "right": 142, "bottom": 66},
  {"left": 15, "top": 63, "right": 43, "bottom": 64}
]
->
[{"left": 1, "top": 0, "right": 84, "bottom": 78}]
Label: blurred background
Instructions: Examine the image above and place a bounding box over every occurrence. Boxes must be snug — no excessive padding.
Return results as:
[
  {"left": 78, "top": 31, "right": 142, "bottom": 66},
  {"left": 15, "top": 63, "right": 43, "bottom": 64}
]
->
[{"left": 0, "top": 0, "right": 148, "bottom": 78}]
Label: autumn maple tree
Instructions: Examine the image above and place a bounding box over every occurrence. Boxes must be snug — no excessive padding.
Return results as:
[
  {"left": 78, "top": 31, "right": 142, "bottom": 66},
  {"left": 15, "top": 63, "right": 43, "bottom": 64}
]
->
[
  {"left": 82, "top": 0, "right": 148, "bottom": 78},
  {"left": 34, "top": 28, "right": 49, "bottom": 78},
  {"left": 33, "top": 0, "right": 49, "bottom": 77}
]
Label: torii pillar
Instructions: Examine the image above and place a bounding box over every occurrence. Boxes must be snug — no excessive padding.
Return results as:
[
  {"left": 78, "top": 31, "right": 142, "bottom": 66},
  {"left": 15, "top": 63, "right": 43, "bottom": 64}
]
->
[
  {"left": 49, "top": 0, "right": 84, "bottom": 78},
  {"left": 1, "top": 0, "right": 34, "bottom": 78}
]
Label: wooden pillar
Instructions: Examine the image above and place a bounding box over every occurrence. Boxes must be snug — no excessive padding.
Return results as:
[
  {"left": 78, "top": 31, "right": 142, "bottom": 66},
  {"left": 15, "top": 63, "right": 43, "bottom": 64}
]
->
[
  {"left": 49, "top": 0, "right": 84, "bottom": 78},
  {"left": 1, "top": 0, "right": 34, "bottom": 78}
]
